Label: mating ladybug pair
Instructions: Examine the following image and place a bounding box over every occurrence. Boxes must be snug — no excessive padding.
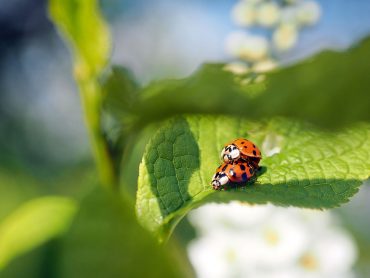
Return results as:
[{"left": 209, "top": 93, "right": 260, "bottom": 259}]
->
[{"left": 211, "top": 138, "right": 262, "bottom": 190}]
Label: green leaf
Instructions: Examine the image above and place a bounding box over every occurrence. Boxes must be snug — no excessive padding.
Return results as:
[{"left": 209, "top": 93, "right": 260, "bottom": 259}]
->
[
  {"left": 136, "top": 116, "right": 370, "bottom": 241},
  {"left": 0, "top": 197, "right": 77, "bottom": 270},
  {"left": 0, "top": 171, "right": 39, "bottom": 222},
  {"left": 101, "top": 66, "right": 140, "bottom": 177},
  {"left": 49, "top": 0, "right": 110, "bottom": 78},
  {"left": 102, "top": 65, "right": 139, "bottom": 119},
  {"left": 58, "top": 188, "right": 189, "bottom": 278},
  {"left": 130, "top": 37, "right": 370, "bottom": 129}
]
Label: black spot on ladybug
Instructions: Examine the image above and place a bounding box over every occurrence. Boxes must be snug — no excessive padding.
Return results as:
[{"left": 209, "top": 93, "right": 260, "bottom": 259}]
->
[
  {"left": 240, "top": 164, "right": 246, "bottom": 170},
  {"left": 222, "top": 164, "right": 228, "bottom": 171},
  {"left": 253, "top": 144, "right": 256, "bottom": 148},
  {"left": 241, "top": 173, "right": 248, "bottom": 181},
  {"left": 241, "top": 141, "right": 245, "bottom": 144},
  {"left": 253, "top": 150, "right": 257, "bottom": 156}
]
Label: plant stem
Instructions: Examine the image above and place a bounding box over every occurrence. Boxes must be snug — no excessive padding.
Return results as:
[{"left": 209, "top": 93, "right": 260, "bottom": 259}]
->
[{"left": 79, "top": 78, "right": 117, "bottom": 190}]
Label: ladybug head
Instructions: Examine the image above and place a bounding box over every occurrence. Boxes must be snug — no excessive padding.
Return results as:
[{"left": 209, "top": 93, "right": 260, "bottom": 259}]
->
[
  {"left": 211, "top": 171, "right": 229, "bottom": 190},
  {"left": 221, "top": 144, "right": 240, "bottom": 163}
]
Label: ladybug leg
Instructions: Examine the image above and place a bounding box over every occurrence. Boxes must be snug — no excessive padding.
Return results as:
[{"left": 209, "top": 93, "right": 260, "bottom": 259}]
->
[
  {"left": 243, "top": 157, "right": 259, "bottom": 170},
  {"left": 250, "top": 157, "right": 261, "bottom": 168},
  {"left": 250, "top": 161, "right": 259, "bottom": 170}
]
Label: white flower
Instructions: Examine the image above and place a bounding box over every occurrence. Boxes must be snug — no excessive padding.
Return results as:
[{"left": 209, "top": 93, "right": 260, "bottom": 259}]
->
[
  {"left": 188, "top": 231, "right": 255, "bottom": 278},
  {"left": 231, "top": 1, "right": 256, "bottom": 27},
  {"left": 225, "top": 31, "right": 248, "bottom": 57},
  {"left": 239, "top": 34, "right": 269, "bottom": 61},
  {"left": 296, "top": 1, "right": 321, "bottom": 26},
  {"left": 188, "top": 203, "right": 358, "bottom": 278},
  {"left": 302, "top": 228, "right": 357, "bottom": 276},
  {"left": 188, "top": 202, "right": 272, "bottom": 235},
  {"left": 273, "top": 23, "right": 299, "bottom": 51},
  {"left": 223, "top": 62, "right": 249, "bottom": 75},
  {"left": 256, "top": 2, "right": 281, "bottom": 27},
  {"left": 252, "top": 59, "right": 278, "bottom": 73},
  {"left": 249, "top": 210, "right": 311, "bottom": 268},
  {"left": 225, "top": 32, "right": 269, "bottom": 61},
  {"left": 244, "top": 0, "right": 263, "bottom": 4}
]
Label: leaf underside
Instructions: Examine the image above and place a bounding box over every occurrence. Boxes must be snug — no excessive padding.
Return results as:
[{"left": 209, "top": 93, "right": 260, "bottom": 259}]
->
[
  {"left": 136, "top": 116, "right": 370, "bottom": 240},
  {"left": 130, "top": 38, "right": 370, "bottom": 130}
]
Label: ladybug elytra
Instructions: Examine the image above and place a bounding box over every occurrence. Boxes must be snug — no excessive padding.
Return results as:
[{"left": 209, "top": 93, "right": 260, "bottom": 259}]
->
[
  {"left": 212, "top": 161, "right": 255, "bottom": 190},
  {"left": 220, "top": 138, "right": 262, "bottom": 168}
]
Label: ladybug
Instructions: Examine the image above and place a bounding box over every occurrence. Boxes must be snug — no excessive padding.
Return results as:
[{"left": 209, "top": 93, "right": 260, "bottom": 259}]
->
[
  {"left": 220, "top": 138, "right": 262, "bottom": 168},
  {"left": 211, "top": 161, "right": 256, "bottom": 190}
]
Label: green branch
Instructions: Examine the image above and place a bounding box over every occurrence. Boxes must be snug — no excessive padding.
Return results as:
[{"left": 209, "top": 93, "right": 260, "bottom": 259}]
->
[
  {"left": 78, "top": 78, "right": 116, "bottom": 189},
  {"left": 49, "top": 0, "right": 116, "bottom": 189}
]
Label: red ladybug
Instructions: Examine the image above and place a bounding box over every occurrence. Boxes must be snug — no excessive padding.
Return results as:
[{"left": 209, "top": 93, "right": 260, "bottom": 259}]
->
[
  {"left": 211, "top": 161, "right": 255, "bottom": 190},
  {"left": 220, "top": 138, "right": 262, "bottom": 168}
]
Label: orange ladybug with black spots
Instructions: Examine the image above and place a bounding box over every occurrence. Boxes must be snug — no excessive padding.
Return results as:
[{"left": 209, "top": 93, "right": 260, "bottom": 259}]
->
[
  {"left": 211, "top": 161, "right": 255, "bottom": 190},
  {"left": 220, "top": 138, "right": 262, "bottom": 168}
]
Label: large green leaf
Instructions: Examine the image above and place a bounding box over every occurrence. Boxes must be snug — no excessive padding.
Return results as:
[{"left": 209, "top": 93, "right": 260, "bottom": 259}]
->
[
  {"left": 128, "top": 38, "right": 370, "bottom": 130},
  {"left": 58, "top": 188, "right": 189, "bottom": 278},
  {"left": 0, "top": 197, "right": 77, "bottom": 270},
  {"left": 136, "top": 116, "right": 370, "bottom": 241}
]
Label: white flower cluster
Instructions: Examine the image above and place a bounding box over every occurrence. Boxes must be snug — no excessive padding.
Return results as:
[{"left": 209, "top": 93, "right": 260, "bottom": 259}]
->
[
  {"left": 188, "top": 203, "right": 357, "bottom": 278},
  {"left": 226, "top": 0, "right": 321, "bottom": 68}
]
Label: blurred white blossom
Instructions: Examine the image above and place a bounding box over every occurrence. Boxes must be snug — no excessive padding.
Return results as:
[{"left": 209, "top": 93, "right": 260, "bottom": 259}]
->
[
  {"left": 256, "top": 2, "right": 280, "bottom": 27},
  {"left": 226, "top": 0, "right": 321, "bottom": 64},
  {"left": 232, "top": 1, "right": 257, "bottom": 27},
  {"left": 273, "top": 23, "right": 299, "bottom": 51},
  {"left": 245, "top": 0, "right": 263, "bottom": 4},
  {"left": 252, "top": 58, "right": 278, "bottom": 73},
  {"left": 188, "top": 203, "right": 357, "bottom": 278},
  {"left": 225, "top": 31, "right": 269, "bottom": 61},
  {"left": 223, "top": 62, "right": 250, "bottom": 75},
  {"left": 296, "top": 1, "right": 321, "bottom": 26}
]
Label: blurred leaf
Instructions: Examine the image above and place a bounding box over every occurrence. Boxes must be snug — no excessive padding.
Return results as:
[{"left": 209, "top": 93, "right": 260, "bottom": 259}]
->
[
  {"left": 129, "top": 37, "right": 370, "bottom": 129},
  {"left": 0, "top": 247, "right": 47, "bottom": 278},
  {"left": 136, "top": 116, "right": 370, "bottom": 240},
  {"left": 0, "top": 197, "right": 77, "bottom": 270},
  {"left": 58, "top": 188, "right": 189, "bottom": 278},
  {"left": 101, "top": 66, "right": 140, "bottom": 177},
  {"left": 0, "top": 171, "right": 39, "bottom": 222},
  {"left": 102, "top": 65, "right": 139, "bottom": 119},
  {"left": 49, "top": 0, "right": 110, "bottom": 78}
]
